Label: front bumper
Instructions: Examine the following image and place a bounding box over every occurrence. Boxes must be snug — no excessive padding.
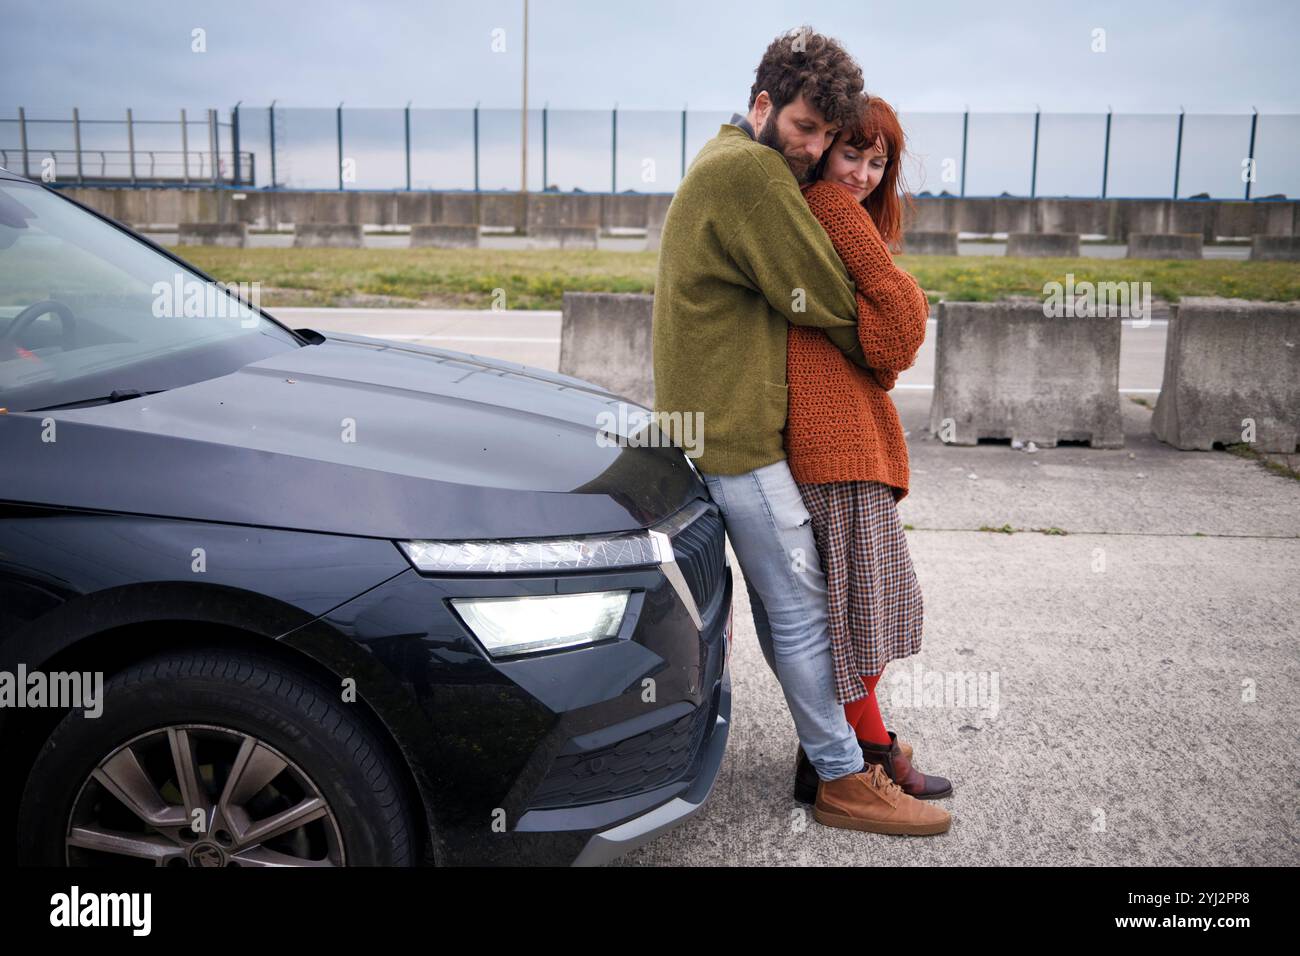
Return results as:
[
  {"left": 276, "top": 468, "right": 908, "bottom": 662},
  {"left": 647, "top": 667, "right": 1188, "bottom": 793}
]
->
[{"left": 569, "top": 662, "right": 731, "bottom": 866}]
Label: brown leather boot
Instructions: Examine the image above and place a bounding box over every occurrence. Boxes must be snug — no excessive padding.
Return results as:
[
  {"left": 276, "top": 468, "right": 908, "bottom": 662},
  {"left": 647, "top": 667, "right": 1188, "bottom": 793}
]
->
[
  {"left": 794, "top": 734, "right": 914, "bottom": 805},
  {"left": 861, "top": 732, "right": 953, "bottom": 800},
  {"left": 813, "top": 763, "right": 951, "bottom": 835}
]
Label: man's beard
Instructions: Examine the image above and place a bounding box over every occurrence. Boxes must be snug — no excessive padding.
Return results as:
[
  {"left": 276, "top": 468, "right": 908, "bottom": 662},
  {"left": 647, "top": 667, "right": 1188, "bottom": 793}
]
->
[{"left": 757, "top": 118, "right": 813, "bottom": 183}]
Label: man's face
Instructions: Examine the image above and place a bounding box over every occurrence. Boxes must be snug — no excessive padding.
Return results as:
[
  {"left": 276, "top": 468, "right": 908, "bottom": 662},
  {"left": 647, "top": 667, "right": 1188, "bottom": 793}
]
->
[{"left": 754, "top": 92, "right": 840, "bottom": 182}]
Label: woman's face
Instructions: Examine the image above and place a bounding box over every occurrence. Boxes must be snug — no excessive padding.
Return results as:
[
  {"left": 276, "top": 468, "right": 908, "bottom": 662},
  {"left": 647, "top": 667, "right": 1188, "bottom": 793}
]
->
[{"left": 821, "top": 136, "right": 888, "bottom": 203}]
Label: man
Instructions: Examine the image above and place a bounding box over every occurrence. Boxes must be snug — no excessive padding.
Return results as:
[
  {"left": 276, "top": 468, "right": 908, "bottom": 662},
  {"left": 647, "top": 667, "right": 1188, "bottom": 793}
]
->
[{"left": 652, "top": 26, "right": 949, "bottom": 835}]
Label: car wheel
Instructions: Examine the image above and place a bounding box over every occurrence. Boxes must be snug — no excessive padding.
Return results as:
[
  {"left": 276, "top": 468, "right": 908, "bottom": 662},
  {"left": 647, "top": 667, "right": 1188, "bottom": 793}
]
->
[{"left": 17, "top": 649, "right": 415, "bottom": 867}]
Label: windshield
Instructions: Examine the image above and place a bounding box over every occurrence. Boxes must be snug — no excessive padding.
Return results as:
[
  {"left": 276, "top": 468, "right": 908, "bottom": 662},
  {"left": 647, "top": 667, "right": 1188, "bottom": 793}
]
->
[{"left": 0, "top": 179, "right": 302, "bottom": 412}]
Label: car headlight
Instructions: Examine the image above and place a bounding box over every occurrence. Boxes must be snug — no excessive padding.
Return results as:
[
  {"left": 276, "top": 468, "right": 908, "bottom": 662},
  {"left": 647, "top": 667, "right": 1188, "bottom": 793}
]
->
[
  {"left": 449, "top": 590, "right": 631, "bottom": 658},
  {"left": 397, "top": 532, "right": 663, "bottom": 574}
]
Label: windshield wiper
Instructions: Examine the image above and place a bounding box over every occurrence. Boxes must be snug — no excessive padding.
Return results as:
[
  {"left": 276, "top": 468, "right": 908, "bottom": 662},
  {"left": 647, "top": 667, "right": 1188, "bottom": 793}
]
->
[{"left": 27, "top": 388, "right": 169, "bottom": 411}]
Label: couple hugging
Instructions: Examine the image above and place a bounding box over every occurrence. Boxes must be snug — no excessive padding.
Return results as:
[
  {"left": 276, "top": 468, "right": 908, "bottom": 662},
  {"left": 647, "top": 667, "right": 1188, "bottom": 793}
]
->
[{"left": 653, "top": 26, "right": 952, "bottom": 836}]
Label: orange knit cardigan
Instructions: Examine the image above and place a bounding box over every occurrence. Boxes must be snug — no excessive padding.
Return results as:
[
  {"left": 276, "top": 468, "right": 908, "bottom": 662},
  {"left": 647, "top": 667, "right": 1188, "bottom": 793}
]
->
[{"left": 785, "top": 180, "right": 930, "bottom": 501}]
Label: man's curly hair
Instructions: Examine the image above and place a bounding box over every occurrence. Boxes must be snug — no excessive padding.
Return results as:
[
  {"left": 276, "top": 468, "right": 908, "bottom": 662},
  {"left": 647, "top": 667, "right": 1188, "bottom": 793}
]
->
[{"left": 748, "top": 26, "right": 865, "bottom": 128}]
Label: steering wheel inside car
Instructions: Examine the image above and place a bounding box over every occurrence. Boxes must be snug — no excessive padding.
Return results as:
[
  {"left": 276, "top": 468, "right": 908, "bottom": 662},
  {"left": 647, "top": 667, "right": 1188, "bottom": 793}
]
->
[{"left": 0, "top": 299, "right": 77, "bottom": 361}]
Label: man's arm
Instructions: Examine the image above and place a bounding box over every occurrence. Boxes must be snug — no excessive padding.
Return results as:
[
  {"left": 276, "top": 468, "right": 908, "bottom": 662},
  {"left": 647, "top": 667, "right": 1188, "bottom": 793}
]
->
[{"left": 724, "top": 175, "right": 875, "bottom": 372}]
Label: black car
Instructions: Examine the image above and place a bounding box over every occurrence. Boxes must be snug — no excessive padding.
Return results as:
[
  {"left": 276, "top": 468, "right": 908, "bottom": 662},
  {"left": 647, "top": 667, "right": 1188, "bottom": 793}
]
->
[{"left": 0, "top": 167, "right": 733, "bottom": 867}]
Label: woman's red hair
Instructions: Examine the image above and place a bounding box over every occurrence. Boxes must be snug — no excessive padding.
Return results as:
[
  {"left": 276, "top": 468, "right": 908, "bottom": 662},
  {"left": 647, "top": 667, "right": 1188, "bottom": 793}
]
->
[{"left": 816, "top": 94, "right": 915, "bottom": 253}]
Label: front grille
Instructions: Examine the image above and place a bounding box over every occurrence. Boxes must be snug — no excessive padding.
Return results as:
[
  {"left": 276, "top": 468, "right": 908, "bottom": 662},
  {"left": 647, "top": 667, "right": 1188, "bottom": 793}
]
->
[
  {"left": 669, "top": 504, "right": 726, "bottom": 618},
  {"left": 527, "top": 701, "right": 713, "bottom": 809}
]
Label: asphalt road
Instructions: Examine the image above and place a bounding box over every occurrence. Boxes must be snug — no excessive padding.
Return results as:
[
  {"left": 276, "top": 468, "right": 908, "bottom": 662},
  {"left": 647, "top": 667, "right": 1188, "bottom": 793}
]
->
[{"left": 269, "top": 305, "right": 1172, "bottom": 395}]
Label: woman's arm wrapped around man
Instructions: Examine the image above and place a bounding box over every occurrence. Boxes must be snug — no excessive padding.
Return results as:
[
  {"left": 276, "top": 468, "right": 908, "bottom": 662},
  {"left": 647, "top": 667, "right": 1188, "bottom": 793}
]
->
[{"left": 802, "top": 180, "right": 930, "bottom": 391}]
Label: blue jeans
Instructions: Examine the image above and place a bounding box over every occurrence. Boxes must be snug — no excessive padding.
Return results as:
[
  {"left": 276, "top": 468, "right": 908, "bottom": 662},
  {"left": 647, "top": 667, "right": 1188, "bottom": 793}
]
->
[{"left": 700, "top": 458, "right": 865, "bottom": 781}]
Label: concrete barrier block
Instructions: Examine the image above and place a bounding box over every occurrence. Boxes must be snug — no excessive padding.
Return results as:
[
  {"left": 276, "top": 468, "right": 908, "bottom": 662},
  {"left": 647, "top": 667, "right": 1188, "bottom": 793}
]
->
[
  {"left": 527, "top": 194, "right": 603, "bottom": 231},
  {"left": 558, "top": 292, "right": 654, "bottom": 407},
  {"left": 952, "top": 199, "right": 996, "bottom": 235},
  {"left": 1126, "top": 232, "right": 1203, "bottom": 259},
  {"left": 292, "top": 223, "right": 364, "bottom": 248},
  {"left": 178, "top": 222, "right": 248, "bottom": 247},
  {"left": 1151, "top": 297, "right": 1300, "bottom": 453},
  {"left": 1006, "top": 232, "right": 1081, "bottom": 258},
  {"left": 602, "top": 194, "right": 649, "bottom": 230},
  {"left": 929, "top": 300, "right": 1123, "bottom": 448},
  {"left": 1168, "top": 201, "right": 1214, "bottom": 241},
  {"left": 902, "top": 231, "right": 959, "bottom": 255},
  {"left": 439, "top": 194, "right": 480, "bottom": 227},
  {"left": 308, "top": 192, "right": 357, "bottom": 225},
  {"left": 909, "top": 198, "right": 954, "bottom": 232},
  {"left": 528, "top": 226, "right": 599, "bottom": 249},
  {"left": 1035, "top": 199, "right": 1112, "bottom": 237},
  {"left": 1249, "top": 235, "right": 1300, "bottom": 261},
  {"left": 991, "top": 199, "right": 1035, "bottom": 235},
  {"left": 480, "top": 193, "right": 526, "bottom": 230},
  {"left": 410, "top": 224, "right": 480, "bottom": 248},
  {"left": 394, "top": 192, "right": 435, "bottom": 225}
]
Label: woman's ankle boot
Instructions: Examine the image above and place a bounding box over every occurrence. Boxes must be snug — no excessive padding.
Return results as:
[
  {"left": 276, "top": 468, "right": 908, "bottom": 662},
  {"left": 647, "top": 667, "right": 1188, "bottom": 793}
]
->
[{"left": 860, "top": 732, "right": 953, "bottom": 800}]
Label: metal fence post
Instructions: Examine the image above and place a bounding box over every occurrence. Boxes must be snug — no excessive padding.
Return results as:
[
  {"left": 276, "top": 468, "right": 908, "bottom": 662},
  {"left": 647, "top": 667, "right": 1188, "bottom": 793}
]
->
[
  {"left": 268, "top": 100, "right": 277, "bottom": 189},
  {"left": 611, "top": 105, "right": 618, "bottom": 193},
  {"left": 73, "top": 107, "right": 84, "bottom": 183},
  {"left": 1101, "top": 108, "right": 1111, "bottom": 198},
  {"left": 207, "top": 108, "right": 219, "bottom": 185},
  {"left": 231, "top": 101, "right": 242, "bottom": 186},
  {"left": 542, "top": 105, "right": 548, "bottom": 190},
  {"left": 181, "top": 108, "right": 189, "bottom": 183},
  {"left": 473, "top": 104, "right": 480, "bottom": 192},
  {"left": 1030, "top": 107, "right": 1040, "bottom": 198},
  {"left": 17, "top": 106, "right": 29, "bottom": 178},
  {"left": 959, "top": 108, "right": 969, "bottom": 197},
  {"left": 404, "top": 101, "right": 412, "bottom": 191},
  {"left": 1172, "top": 108, "right": 1184, "bottom": 199},
  {"left": 1245, "top": 106, "right": 1258, "bottom": 200},
  {"left": 127, "top": 108, "right": 137, "bottom": 184},
  {"left": 336, "top": 102, "right": 344, "bottom": 190},
  {"left": 681, "top": 107, "right": 687, "bottom": 182}
]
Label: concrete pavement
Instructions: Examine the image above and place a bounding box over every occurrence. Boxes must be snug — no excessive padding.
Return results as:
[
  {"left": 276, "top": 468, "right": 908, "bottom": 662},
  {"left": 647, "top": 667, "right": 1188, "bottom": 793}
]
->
[
  {"left": 268, "top": 306, "right": 1298, "bottom": 866},
  {"left": 618, "top": 389, "right": 1298, "bottom": 866}
]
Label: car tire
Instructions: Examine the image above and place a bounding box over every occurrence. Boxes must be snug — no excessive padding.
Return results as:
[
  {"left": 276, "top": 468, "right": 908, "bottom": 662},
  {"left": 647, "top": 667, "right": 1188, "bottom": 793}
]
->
[{"left": 17, "top": 648, "right": 415, "bottom": 867}]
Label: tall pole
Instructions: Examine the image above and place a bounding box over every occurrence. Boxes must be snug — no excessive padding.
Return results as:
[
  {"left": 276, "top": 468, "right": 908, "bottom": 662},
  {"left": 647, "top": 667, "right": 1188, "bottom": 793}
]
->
[
  {"left": 127, "top": 108, "right": 137, "bottom": 184},
  {"left": 1030, "top": 107, "right": 1040, "bottom": 198},
  {"left": 1173, "top": 107, "right": 1184, "bottom": 200},
  {"left": 73, "top": 107, "right": 84, "bottom": 183},
  {"left": 520, "top": 0, "right": 529, "bottom": 194},
  {"left": 208, "top": 108, "right": 219, "bottom": 185},
  {"left": 1100, "top": 107, "right": 1111, "bottom": 198},
  {"left": 17, "top": 107, "right": 29, "bottom": 178},
  {"left": 268, "top": 100, "right": 277, "bottom": 189},
  {"left": 681, "top": 106, "right": 687, "bottom": 182},
  {"left": 959, "top": 107, "right": 969, "bottom": 198},
  {"left": 336, "top": 102, "right": 344, "bottom": 191},
  {"left": 1245, "top": 106, "right": 1258, "bottom": 201},
  {"left": 404, "top": 101, "right": 412, "bottom": 191},
  {"left": 232, "top": 101, "right": 242, "bottom": 186}
]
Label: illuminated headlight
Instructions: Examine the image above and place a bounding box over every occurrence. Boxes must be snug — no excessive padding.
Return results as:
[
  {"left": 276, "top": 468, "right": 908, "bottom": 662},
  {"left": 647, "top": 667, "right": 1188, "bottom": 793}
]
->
[
  {"left": 397, "top": 532, "right": 663, "bottom": 574},
  {"left": 449, "top": 591, "right": 631, "bottom": 657}
]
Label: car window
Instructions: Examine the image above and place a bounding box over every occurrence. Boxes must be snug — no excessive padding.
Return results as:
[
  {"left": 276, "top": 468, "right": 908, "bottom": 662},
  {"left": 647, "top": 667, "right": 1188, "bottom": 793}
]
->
[{"left": 0, "top": 179, "right": 301, "bottom": 411}]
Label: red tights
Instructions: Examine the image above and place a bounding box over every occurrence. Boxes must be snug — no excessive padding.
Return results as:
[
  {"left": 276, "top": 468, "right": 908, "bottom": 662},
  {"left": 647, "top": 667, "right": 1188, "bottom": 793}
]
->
[{"left": 843, "top": 670, "right": 890, "bottom": 745}]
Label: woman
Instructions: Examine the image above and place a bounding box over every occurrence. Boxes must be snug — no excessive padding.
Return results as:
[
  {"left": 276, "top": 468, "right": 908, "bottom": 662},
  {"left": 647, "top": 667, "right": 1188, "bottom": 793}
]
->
[{"left": 786, "top": 95, "right": 952, "bottom": 806}]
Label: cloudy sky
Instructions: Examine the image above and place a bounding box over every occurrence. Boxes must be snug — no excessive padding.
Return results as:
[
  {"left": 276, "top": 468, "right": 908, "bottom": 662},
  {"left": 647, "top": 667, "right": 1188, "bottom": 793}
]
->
[{"left": 3, "top": 0, "right": 1298, "bottom": 196}]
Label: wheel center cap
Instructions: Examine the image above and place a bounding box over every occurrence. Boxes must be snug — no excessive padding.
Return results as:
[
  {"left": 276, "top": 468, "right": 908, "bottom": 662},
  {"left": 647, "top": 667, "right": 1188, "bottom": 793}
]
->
[{"left": 189, "top": 842, "right": 228, "bottom": 867}]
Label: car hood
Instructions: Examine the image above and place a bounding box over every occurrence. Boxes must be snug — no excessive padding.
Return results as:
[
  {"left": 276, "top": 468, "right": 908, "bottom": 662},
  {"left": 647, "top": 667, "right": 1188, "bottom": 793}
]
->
[{"left": 1, "top": 332, "right": 704, "bottom": 539}]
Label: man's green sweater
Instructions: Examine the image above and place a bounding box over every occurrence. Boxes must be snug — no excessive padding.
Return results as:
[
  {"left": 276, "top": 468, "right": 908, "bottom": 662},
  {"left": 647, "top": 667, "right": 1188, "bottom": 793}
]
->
[{"left": 652, "top": 123, "right": 870, "bottom": 475}]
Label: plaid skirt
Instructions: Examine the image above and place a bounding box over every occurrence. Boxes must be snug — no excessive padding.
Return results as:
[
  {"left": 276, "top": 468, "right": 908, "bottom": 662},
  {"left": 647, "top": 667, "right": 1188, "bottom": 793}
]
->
[{"left": 796, "top": 479, "right": 924, "bottom": 704}]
